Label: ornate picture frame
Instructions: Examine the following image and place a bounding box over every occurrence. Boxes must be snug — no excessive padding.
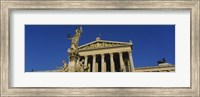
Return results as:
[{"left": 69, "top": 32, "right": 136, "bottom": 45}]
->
[{"left": 1, "top": 0, "right": 199, "bottom": 96}]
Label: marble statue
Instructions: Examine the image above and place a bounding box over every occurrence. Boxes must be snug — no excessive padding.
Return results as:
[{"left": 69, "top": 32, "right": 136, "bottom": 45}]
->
[{"left": 68, "top": 26, "right": 83, "bottom": 52}]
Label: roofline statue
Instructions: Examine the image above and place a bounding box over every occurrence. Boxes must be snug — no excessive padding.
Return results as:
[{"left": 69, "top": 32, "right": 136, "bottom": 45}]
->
[{"left": 157, "top": 58, "right": 167, "bottom": 65}]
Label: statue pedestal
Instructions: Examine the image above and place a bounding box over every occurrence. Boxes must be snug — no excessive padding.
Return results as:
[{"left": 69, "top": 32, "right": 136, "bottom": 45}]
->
[
  {"left": 67, "top": 48, "right": 78, "bottom": 72},
  {"left": 68, "top": 59, "right": 76, "bottom": 72}
]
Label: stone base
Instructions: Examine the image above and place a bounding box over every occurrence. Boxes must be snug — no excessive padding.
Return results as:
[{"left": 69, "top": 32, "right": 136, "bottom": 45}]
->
[{"left": 68, "top": 60, "right": 76, "bottom": 72}]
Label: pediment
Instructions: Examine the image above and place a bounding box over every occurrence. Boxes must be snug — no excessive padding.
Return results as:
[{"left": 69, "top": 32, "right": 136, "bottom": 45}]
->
[{"left": 78, "top": 40, "right": 132, "bottom": 51}]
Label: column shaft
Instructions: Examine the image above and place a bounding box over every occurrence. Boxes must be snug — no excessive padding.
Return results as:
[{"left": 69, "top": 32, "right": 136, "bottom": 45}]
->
[
  {"left": 119, "top": 52, "right": 125, "bottom": 72},
  {"left": 88, "top": 63, "right": 90, "bottom": 72},
  {"left": 128, "top": 51, "right": 134, "bottom": 72},
  {"left": 84, "top": 56, "right": 88, "bottom": 72},
  {"left": 101, "top": 54, "right": 105, "bottom": 72},
  {"left": 92, "top": 55, "right": 96, "bottom": 72},
  {"left": 110, "top": 53, "right": 115, "bottom": 72}
]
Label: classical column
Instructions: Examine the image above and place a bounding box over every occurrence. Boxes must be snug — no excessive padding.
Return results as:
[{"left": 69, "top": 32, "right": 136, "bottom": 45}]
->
[
  {"left": 92, "top": 55, "right": 96, "bottom": 72},
  {"left": 101, "top": 54, "right": 106, "bottom": 72},
  {"left": 128, "top": 51, "right": 134, "bottom": 72},
  {"left": 110, "top": 53, "right": 115, "bottom": 72},
  {"left": 119, "top": 52, "right": 125, "bottom": 72},
  {"left": 84, "top": 56, "right": 88, "bottom": 72},
  {"left": 84, "top": 56, "right": 88, "bottom": 67},
  {"left": 96, "top": 63, "right": 98, "bottom": 72},
  {"left": 88, "top": 63, "right": 90, "bottom": 72}
]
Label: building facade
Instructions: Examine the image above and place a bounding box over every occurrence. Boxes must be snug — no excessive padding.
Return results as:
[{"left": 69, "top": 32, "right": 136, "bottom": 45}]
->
[
  {"left": 75, "top": 37, "right": 175, "bottom": 72},
  {"left": 77, "top": 37, "right": 134, "bottom": 72}
]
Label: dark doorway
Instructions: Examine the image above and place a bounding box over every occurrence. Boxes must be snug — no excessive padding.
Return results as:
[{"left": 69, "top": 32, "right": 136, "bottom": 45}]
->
[
  {"left": 114, "top": 53, "right": 120, "bottom": 72},
  {"left": 96, "top": 55, "right": 101, "bottom": 72},
  {"left": 105, "top": 54, "right": 111, "bottom": 72},
  {"left": 88, "top": 56, "right": 93, "bottom": 72}
]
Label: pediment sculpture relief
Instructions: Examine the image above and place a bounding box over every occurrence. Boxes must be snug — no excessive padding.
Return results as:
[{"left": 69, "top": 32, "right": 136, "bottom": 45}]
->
[{"left": 79, "top": 42, "right": 126, "bottom": 50}]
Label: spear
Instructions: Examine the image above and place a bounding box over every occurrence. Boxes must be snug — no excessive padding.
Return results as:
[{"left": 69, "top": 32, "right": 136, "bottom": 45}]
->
[{"left": 80, "top": 26, "right": 83, "bottom": 33}]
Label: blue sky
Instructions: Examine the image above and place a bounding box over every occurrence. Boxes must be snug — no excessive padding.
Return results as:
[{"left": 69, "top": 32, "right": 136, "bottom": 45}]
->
[{"left": 25, "top": 25, "right": 175, "bottom": 72}]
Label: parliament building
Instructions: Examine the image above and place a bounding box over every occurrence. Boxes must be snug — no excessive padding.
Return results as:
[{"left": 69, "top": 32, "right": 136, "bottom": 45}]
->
[{"left": 69, "top": 37, "right": 175, "bottom": 72}]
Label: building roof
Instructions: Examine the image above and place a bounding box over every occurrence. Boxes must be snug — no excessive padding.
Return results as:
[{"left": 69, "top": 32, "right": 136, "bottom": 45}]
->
[
  {"left": 134, "top": 63, "right": 175, "bottom": 70},
  {"left": 78, "top": 37, "right": 133, "bottom": 51}
]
